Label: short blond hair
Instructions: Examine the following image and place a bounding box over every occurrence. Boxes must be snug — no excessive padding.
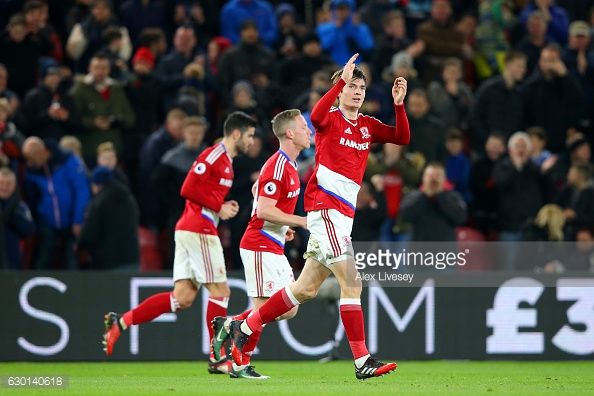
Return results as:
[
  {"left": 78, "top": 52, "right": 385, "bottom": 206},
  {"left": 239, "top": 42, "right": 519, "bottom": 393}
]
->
[
  {"left": 166, "top": 108, "right": 187, "bottom": 122},
  {"left": 184, "top": 116, "right": 208, "bottom": 128},
  {"left": 59, "top": 135, "right": 82, "bottom": 155},
  {"left": 271, "top": 109, "right": 301, "bottom": 140},
  {"left": 96, "top": 141, "right": 116, "bottom": 155}
]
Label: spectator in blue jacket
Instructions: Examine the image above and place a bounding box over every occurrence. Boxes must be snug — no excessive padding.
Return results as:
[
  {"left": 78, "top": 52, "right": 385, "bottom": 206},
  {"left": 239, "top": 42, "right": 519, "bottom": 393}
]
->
[
  {"left": 220, "top": 0, "right": 278, "bottom": 47},
  {"left": 316, "top": 0, "right": 375, "bottom": 66},
  {"left": 0, "top": 167, "right": 35, "bottom": 269},
  {"left": 22, "top": 137, "right": 90, "bottom": 270},
  {"left": 519, "top": 0, "right": 569, "bottom": 45}
]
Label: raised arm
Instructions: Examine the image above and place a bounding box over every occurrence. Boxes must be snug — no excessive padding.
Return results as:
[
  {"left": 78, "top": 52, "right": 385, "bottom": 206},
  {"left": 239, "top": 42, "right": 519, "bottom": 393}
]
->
[{"left": 310, "top": 53, "right": 359, "bottom": 130}]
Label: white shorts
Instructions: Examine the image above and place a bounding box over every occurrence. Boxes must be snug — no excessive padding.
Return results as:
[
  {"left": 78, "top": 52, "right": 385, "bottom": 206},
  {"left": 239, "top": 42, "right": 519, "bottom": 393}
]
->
[
  {"left": 304, "top": 209, "right": 354, "bottom": 267},
  {"left": 173, "top": 230, "right": 227, "bottom": 285},
  {"left": 240, "top": 248, "right": 295, "bottom": 298}
]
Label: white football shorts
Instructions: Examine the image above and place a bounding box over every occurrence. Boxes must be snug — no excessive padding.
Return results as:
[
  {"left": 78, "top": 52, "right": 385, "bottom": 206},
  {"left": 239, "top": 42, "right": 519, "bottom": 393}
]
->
[
  {"left": 304, "top": 208, "right": 354, "bottom": 267},
  {"left": 240, "top": 248, "right": 295, "bottom": 298},
  {"left": 173, "top": 230, "right": 227, "bottom": 285}
]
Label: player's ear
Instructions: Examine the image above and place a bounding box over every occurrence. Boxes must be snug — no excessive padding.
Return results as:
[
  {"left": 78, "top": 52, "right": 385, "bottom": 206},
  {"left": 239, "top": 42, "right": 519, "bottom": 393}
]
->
[
  {"left": 286, "top": 129, "right": 294, "bottom": 140},
  {"left": 232, "top": 129, "right": 241, "bottom": 140}
]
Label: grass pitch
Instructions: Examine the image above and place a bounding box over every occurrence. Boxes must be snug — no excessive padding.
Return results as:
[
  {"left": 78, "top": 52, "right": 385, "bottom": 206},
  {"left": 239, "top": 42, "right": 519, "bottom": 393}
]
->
[{"left": 1, "top": 361, "right": 593, "bottom": 395}]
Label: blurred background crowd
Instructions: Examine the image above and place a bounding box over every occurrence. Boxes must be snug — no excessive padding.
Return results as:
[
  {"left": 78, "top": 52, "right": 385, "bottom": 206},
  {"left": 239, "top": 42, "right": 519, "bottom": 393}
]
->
[{"left": 1, "top": 0, "right": 594, "bottom": 273}]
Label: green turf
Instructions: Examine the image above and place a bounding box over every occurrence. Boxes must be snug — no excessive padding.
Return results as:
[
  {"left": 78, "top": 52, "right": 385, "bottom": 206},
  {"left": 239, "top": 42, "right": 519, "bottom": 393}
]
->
[{"left": 1, "top": 361, "right": 593, "bottom": 395}]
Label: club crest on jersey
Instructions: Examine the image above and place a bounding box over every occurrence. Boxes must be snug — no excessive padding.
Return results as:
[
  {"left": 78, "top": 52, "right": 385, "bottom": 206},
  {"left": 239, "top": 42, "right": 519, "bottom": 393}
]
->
[
  {"left": 360, "top": 127, "right": 370, "bottom": 139},
  {"left": 193, "top": 162, "right": 206, "bottom": 174},
  {"left": 265, "top": 281, "right": 274, "bottom": 292},
  {"left": 264, "top": 181, "right": 277, "bottom": 195},
  {"left": 224, "top": 166, "right": 230, "bottom": 173},
  {"left": 344, "top": 127, "right": 352, "bottom": 134},
  {"left": 342, "top": 236, "right": 352, "bottom": 247}
]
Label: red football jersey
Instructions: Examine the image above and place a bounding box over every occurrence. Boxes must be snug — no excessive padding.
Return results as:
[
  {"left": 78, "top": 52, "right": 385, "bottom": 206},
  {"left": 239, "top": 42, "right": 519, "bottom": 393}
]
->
[
  {"left": 175, "top": 143, "right": 234, "bottom": 235},
  {"left": 304, "top": 78, "right": 410, "bottom": 218},
  {"left": 240, "top": 150, "right": 300, "bottom": 254}
]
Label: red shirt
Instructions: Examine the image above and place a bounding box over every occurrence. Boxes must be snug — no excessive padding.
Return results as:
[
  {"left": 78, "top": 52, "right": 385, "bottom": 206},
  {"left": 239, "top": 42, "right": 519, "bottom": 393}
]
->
[
  {"left": 304, "top": 78, "right": 411, "bottom": 218},
  {"left": 175, "top": 143, "right": 233, "bottom": 236},
  {"left": 240, "top": 150, "right": 300, "bottom": 254}
]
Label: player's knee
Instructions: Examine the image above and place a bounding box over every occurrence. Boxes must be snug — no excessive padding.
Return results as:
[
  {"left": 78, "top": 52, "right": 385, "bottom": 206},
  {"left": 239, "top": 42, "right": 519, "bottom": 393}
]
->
[
  {"left": 177, "top": 295, "right": 194, "bottom": 309},
  {"left": 295, "top": 285, "right": 318, "bottom": 302}
]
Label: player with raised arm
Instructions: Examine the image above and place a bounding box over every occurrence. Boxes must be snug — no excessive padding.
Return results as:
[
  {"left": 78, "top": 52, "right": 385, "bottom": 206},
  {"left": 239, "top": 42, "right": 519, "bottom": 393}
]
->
[
  {"left": 102, "top": 112, "right": 256, "bottom": 375},
  {"left": 211, "top": 109, "right": 311, "bottom": 379},
  {"left": 228, "top": 53, "right": 410, "bottom": 380}
]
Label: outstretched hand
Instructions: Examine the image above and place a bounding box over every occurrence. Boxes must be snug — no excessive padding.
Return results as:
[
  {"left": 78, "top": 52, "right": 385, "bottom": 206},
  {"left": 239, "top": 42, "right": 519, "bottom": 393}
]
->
[
  {"left": 341, "top": 53, "right": 359, "bottom": 83},
  {"left": 392, "top": 77, "right": 407, "bottom": 105}
]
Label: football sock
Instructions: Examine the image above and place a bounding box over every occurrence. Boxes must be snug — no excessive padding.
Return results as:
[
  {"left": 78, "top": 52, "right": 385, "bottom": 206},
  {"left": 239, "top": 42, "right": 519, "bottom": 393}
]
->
[
  {"left": 232, "top": 309, "right": 252, "bottom": 321},
  {"left": 241, "top": 324, "right": 264, "bottom": 365},
  {"left": 339, "top": 298, "right": 370, "bottom": 364},
  {"left": 121, "top": 292, "right": 179, "bottom": 329},
  {"left": 243, "top": 286, "right": 299, "bottom": 334},
  {"left": 207, "top": 296, "right": 229, "bottom": 341}
]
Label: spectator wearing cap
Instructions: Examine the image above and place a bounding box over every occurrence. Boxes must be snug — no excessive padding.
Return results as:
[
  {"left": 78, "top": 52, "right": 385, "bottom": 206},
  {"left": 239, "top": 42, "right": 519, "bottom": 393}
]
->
[
  {"left": 66, "top": 0, "right": 132, "bottom": 74},
  {"left": 562, "top": 21, "right": 594, "bottom": 138},
  {"left": 0, "top": 167, "right": 35, "bottom": 270},
  {"left": 151, "top": 116, "right": 208, "bottom": 268},
  {"left": 519, "top": 0, "right": 569, "bottom": 45},
  {"left": 23, "top": 62, "right": 81, "bottom": 141},
  {"left": 118, "top": 0, "right": 166, "bottom": 48},
  {"left": 123, "top": 46, "right": 161, "bottom": 183},
  {"left": 381, "top": 50, "right": 424, "bottom": 102},
  {"left": 220, "top": 0, "right": 278, "bottom": 47},
  {"left": 155, "top": 25, "right": 215, "bottom": 112},
  {"left": 277, "top": 31, "right": 334, "bottom": 108},
  {"left": 217, "top": 20, "right": 278, "bottom": 111},
  {"left": 139, "top": 28, "right": 167, "bottom": 64},
  {"left": 0, "top": 13, "right": 54, "bottom": 99},
  {"left": 220, "top": 80, "right": 271, "bottom": 138},
  {"left": 207, "top": 36, "right": 233, "bottom": 75},
  {"left": 70, "top": 52, "right": 136, "bottom": 164},
  {"left": 78, "top": 165, "right": 139, "bottom": 270},
  {"left": 522, "top": 43, "right": 585, "bottom": 153},
  {"left": 22, "top": 136, "right": 90, "bottom": 270},
  {"left": 316, "top": 0, "right": 375, "bottom": 66},
  {"left": 272, "top": 3, "right": 305, "bottom": 60}
]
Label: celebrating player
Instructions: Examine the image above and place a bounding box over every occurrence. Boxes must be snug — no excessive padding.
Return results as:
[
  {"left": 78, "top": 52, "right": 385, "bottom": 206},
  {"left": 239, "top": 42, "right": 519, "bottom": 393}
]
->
[
  {"left": 228, "top": 53, "right": 410, "bottom": 380},
  {"left": 102, "top": 112, "right": 256, "bottom": 375},
  {"left": 211, "top": 109, "right": 310, "bottom": 379}
]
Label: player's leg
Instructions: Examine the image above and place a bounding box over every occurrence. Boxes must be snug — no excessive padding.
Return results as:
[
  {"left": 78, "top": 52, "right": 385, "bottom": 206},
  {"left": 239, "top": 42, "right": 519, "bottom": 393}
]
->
[
  {"left": 326, "top": 211, "right": 397, "bottom": 379},
  {"left": 102, "top": 230, "right": 199, "bottom": 356},
  {"left": 229, "top": 256, "right": 329, "bottom": 365},
  {"left": 229, "top": 251, "right": 299, "bottom": 379},
  {"left": 200, "top": 234, "right": 233, "bottom": 373},
  {"left": 102, "top": 279, "right": 197, "bottom": 355}
]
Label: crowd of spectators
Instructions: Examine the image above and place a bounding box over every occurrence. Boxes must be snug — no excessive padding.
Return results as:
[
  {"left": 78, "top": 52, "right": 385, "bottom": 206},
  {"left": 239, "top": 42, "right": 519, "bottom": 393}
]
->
[{"left": 1, "top": 0, "right": 594, "bottom": 273}]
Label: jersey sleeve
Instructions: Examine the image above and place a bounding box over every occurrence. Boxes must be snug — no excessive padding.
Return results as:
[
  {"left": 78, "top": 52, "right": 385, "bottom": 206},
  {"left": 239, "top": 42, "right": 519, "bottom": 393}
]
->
[
  {"left": 371, "top": 104, "right": 410, "bottom": 145},
  {"left": 256, "top": 162, "right": 282, "bottom": 201},
  {"left": 180, "top": 158, "right": 223, "bottom": 213},
  {"left": 310, "top": 78, "right": 346, "bottom": 132}
]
